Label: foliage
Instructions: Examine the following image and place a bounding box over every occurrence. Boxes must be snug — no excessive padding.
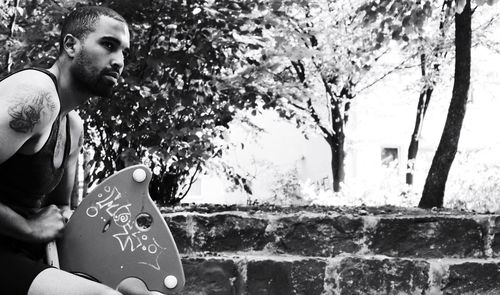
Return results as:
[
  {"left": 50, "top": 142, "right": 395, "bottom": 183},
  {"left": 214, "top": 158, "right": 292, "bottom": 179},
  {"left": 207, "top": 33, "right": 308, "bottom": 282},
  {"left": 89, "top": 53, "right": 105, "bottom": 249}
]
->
[
  {"left": 81, "top": 0, "right": 272, "bottom": 204},
  {"left": 456, "top": 0, "right": 500, "bottom": 14},
  {"left": 251, "top": 162, "right": 419, "bottom": 208},
  {"left": 0, "top": 0, "right": 67, "bottom": 74},
  {"left": 254, "top": 151, "right": 500, "bottom": 213},
  {"left": 269, "top": 167, "right": 304, "bottom": 206},
  {"left": 444, "top": 149, "right": 500, "bottom": 212}
]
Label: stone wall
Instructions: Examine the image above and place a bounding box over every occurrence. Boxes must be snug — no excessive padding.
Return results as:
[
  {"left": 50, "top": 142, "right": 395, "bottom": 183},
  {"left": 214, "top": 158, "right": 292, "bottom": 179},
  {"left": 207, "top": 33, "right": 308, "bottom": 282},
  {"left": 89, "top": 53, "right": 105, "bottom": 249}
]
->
[{"left": 163, "top": 205, "right": 500, "bottom": 294}]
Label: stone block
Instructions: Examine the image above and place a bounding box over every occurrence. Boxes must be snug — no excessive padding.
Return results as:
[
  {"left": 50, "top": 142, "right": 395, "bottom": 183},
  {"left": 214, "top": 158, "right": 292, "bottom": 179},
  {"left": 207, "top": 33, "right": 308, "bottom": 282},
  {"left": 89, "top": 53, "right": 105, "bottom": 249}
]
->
[
  {"left": 164, "top": 214, "right": 192, "bottom": 253},
  {"left": 274, "top": 215, "right": 364, "bottom": 256},
  {"left": 290, "top": 259, "right": 327, "bottom": 295},
  {"left": 492, "top": 236, "right": 500, "bottom": 257},
  {"left": 247, "top": 260, "right": 293, "bottom": 295},
  {"left": 328, "top": 257, "right": 429, "bottom": 295},
  {"left": 488, "top": 216, "right": 500, "bottom": 257},
  {"left": 442, "top": 262, "right": 500, "bottom": 295},
  {"left": 246, "top": 259, "right": 326, "bottom": 295},
  {"left": 165, "top": 214, "right": 271, "bottom": 253},
  {"left": 369, "top": 217, "right": 484, "bottom": 258},
  {"left": 180, "top": 257, "right": 242, "bottom": 295},
  {"left": 193, "top": 214, "right": 270, "bottom": 252}
]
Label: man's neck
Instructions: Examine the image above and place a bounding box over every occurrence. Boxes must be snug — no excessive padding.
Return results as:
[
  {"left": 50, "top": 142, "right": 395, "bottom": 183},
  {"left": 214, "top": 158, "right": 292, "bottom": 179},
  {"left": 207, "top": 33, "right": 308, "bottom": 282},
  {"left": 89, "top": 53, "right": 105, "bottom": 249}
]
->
[{"left": 48, "top": 60, "right": 91, "bottom": 116}]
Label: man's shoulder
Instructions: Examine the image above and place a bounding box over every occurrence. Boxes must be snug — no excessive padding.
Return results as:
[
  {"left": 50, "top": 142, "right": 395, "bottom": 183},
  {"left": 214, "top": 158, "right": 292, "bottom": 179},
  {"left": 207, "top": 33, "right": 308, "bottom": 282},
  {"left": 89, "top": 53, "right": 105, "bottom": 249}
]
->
[
  {"left": 0, "top": 69, "right": 59, "bottom": 103},
  {"left": 0, "top": 69, "right": 60, "bottom": 134},
  {"left": 1, "top": 69, "right": 56, "bottom": 89}
]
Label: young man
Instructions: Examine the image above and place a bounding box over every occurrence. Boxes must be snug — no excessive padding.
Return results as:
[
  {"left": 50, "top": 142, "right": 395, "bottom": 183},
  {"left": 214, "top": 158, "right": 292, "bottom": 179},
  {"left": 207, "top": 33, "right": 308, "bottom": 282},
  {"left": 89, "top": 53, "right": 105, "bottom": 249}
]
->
[{"left": 0, "top": 6, "right": 150, "bottom": 295}]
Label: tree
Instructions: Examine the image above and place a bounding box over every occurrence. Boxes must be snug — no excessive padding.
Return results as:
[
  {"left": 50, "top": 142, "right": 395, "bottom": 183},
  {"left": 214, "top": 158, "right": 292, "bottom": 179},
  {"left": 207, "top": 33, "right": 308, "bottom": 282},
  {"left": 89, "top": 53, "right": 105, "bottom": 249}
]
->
[
  {"left": 353, "top": 1, "right": 454, "bottom": 187},
  {"left": 229, "top": 0, "right": 403, "bottom": 192},
  {"left": 419, "top": 0, "right": 498, "bottom": 208},
  {"left": 405, "top": 0, "right": 497, "bottom": 186},
  {"left": 405, "top": 1, "right": 454, "bottom": 185},
  {"left": 353, "top": 0, "right": 496, "bottom": 193}
]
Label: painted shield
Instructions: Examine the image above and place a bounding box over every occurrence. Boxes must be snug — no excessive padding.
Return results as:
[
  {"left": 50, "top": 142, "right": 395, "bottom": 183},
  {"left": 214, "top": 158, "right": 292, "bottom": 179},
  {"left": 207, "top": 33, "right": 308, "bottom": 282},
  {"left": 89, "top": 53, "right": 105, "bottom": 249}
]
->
[{"left": 58, "top": 164, "right": 185, "bottom": 293}]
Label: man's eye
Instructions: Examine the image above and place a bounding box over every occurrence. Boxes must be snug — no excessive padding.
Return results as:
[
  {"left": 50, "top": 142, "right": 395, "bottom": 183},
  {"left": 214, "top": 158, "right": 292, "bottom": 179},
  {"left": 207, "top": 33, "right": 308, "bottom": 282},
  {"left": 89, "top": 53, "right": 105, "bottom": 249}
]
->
[{"left": 103, "top": 42, "right": 114, "bottom": 50}]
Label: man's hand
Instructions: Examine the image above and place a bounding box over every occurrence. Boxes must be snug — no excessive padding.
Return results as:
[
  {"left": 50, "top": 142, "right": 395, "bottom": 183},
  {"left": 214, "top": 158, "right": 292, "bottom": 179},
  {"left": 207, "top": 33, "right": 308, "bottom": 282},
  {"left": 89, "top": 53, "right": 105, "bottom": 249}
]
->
[{"left": 24, "top": 205, "right": 65, "bottom": 243}]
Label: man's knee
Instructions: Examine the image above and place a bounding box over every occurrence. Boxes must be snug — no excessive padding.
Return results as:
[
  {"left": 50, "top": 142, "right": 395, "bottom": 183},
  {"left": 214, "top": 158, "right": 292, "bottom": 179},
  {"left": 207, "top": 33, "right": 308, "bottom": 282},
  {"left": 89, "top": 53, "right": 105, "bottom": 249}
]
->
[
  {"left": 102, "top": 290, "right": 122, "bottom": 295},
  {"left": 28, "top": 268, "right": 123, "bottom": 295}
]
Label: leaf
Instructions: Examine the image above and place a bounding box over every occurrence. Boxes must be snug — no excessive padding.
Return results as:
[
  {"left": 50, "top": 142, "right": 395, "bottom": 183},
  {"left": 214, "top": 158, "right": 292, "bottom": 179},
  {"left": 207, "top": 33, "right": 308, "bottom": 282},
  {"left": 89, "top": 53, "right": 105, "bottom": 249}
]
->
[
  {"left": 192, "top": 7, "right": 201, "bottom": 15},
  {"left": 376, "top": 32, "right": 385, "bottom": 43},
  {"left": 391, "top": 25, "right": 402, "bottom": 40},
  {"left": 271, "top": 0, "right": 282, "bottom": 11},
  {"left": 402, "top": 15, "right": 412, "bottom": 28}
]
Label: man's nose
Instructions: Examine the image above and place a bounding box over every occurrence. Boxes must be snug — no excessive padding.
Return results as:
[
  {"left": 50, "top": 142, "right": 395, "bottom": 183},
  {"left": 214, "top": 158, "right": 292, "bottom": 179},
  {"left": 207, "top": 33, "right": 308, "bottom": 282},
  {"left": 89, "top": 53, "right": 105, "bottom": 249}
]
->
[{"left": 111, "top": 52, "right": 124, "bottom": 73}]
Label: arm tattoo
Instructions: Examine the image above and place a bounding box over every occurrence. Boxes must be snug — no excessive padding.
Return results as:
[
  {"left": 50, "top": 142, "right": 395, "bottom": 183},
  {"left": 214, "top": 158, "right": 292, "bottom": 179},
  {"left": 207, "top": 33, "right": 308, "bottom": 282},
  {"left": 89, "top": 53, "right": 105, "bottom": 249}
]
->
[{"left": 8, "top": 93, "right": 56, "bottom": 133}]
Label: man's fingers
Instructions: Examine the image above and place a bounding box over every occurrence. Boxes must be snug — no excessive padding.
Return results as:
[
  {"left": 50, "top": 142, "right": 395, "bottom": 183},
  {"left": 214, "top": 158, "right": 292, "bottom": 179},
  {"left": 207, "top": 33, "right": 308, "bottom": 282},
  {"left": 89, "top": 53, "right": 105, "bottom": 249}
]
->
[{"left": 60, "top": 208, "right": 73, "bottom": 222}]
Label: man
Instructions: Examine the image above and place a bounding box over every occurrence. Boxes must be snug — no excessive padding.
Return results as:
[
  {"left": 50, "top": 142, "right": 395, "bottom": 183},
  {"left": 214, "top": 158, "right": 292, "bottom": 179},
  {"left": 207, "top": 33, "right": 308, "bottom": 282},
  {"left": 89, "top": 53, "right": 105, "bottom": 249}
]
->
[{"left": 0, "top": 6, "right": 150, "bottom": 295}]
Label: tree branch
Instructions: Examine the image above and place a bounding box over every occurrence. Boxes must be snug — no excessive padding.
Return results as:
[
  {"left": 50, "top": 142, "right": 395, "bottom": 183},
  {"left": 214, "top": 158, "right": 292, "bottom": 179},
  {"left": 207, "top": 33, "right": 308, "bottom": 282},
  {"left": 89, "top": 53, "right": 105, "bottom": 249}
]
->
[
  {"left": 306, "top": 98, "right": 333, "bottom": 138},
  {"left": 356, "top": 54, "right": 417, "bottom": 94},
  {"left": 179, "top": 162, "right": 201, "bottom": 200},
  {"left": 4, "top": 0, "right": 19, "bottom": 73}
]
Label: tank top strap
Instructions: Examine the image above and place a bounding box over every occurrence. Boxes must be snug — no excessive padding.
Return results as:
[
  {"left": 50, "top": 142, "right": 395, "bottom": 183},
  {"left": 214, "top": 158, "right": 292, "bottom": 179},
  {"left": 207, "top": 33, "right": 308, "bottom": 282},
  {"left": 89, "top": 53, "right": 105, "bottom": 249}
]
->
[
  {"left": 62, "top": 113, "right": 72, "bottom": 164},
  {"left": 29, "top": 68, "right": 60, "bottom": 97}
]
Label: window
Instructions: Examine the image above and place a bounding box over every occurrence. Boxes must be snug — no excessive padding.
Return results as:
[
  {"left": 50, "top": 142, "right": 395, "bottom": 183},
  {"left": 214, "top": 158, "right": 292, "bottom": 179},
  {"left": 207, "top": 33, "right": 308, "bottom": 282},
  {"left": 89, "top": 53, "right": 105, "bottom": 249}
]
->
[{"left": 381, "top": 147, "right": 399, "bottom": 167}]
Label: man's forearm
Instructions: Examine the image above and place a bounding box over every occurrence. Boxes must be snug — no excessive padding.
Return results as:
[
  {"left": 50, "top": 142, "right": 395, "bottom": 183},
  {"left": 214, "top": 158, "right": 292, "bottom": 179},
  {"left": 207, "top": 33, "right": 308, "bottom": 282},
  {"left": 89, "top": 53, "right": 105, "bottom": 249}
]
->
[
  {"left": 0, "top": 202, "right": 64, "bottom": 243},
  {"left": 0, "top": 200, "right": 33, "bottom": 242}
]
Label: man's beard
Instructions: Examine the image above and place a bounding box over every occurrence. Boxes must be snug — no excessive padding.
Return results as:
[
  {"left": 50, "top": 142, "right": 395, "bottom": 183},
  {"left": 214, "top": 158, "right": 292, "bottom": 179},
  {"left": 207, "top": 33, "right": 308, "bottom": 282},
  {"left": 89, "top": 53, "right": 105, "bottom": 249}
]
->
[{"left": 71, "top": 50, "right": 115, "bottom": 97}]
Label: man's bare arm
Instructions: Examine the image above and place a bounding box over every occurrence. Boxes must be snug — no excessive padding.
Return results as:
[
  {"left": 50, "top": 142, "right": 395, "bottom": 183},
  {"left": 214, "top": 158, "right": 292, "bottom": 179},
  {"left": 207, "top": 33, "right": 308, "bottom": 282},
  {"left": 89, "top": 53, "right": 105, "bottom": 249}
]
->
[
  {"left": 0, "top": 70, "right": 59, "bottom": 162},
  {"left": 0, "top": 202, "right": 64, "bottom": 243},
  {"left": 0, "top": 70, "right": 62, "bottom": 242}
]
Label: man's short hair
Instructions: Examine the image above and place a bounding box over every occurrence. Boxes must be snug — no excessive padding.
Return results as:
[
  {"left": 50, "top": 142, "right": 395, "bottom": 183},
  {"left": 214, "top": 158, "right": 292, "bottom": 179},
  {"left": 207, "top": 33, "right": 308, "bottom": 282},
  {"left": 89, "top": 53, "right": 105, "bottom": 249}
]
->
[{"left": 59, "top": 6, "right": 127, "bottom": 54}]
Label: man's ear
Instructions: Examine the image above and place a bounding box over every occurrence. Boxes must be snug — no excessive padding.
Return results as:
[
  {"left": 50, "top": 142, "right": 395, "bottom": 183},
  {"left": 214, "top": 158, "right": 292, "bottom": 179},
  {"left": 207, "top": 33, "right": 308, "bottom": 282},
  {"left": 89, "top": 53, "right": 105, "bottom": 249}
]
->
[{"left": 62, "top": 34, "right": 80, "bottom": 57}]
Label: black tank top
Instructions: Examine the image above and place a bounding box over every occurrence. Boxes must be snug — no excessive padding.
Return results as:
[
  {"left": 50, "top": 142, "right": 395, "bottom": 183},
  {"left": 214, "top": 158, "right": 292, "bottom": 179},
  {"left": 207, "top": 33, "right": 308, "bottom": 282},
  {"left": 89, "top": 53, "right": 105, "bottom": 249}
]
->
[{"left": 0, "top": 68, "right": 71, "bottom": 216}]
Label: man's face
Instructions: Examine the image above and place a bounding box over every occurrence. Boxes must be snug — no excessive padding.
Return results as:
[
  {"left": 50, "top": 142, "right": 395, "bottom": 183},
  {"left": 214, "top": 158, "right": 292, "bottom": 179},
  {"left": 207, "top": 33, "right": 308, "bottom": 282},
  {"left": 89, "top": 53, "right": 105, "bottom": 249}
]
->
[{"left": 70, "top": 16, "right": 130, "bottom": 97}]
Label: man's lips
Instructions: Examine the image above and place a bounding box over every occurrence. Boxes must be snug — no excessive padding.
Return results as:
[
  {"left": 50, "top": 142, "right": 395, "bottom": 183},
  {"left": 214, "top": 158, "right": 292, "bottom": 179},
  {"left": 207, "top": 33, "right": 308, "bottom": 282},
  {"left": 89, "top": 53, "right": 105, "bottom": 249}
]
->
[{"left": 103, "top": 71, "right": 120, "bottom": 79}]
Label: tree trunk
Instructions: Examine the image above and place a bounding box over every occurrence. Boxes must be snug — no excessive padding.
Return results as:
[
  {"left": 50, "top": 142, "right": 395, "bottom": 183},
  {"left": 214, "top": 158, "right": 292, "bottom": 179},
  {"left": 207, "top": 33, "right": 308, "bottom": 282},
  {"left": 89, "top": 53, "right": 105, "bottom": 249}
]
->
[
  {"left": 406, "top": 85, "right": 433, "bottom": 185},
  {"left": 4, "top": 0, "right": 19, "bottom": 73},
  {"left": 296, "top": 60, "right": 347, "bottom": 193},
  {"left": 329, "top": 98, "right": 345, "bottom": 192},
  {"left": 150, "top": 171, "right": 180, "bottom": 206},
  {"left": 329, "top": 134, "right": 345, "bottom": 192},
  {"left": 419, "top": 0, "right": 471, "bottom": 208}
]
